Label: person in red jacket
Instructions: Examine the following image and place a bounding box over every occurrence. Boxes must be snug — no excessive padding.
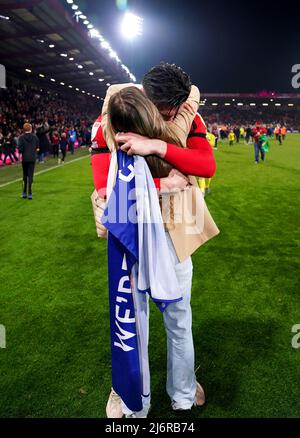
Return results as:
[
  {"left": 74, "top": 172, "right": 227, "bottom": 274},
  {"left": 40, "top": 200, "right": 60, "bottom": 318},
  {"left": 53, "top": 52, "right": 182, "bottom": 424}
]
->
[
  {"left": 91, "top": 110, "right": 215, "bottom": 200},
  {"left": 51, "top": 130, "right": 60, "bottom": 160},
  {"left": 91, "top": 64, "right": 216, "bottom": 418},
  {"left": 252, "top": 123, "right": 267, "bottom": 164}
]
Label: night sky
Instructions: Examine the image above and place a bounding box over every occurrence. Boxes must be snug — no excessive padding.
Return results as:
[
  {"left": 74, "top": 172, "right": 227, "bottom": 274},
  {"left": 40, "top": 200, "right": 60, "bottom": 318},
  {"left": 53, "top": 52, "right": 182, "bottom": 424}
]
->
[{"left": 77, "top": 0, "right": 298, "bottom": 93}]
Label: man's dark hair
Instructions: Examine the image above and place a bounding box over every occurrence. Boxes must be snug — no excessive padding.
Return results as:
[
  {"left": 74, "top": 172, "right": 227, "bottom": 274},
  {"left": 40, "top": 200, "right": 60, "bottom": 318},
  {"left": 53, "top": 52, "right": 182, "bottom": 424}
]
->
[{"left": 142, "top": 62, "right": 192, "bottom": 111}]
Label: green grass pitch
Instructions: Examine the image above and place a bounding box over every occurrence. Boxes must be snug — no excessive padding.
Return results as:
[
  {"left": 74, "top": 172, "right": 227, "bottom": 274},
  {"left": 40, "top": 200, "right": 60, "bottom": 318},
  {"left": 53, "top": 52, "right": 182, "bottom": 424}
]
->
[{"left": 0, "top": 135, "right": 299, "bottom": 418}]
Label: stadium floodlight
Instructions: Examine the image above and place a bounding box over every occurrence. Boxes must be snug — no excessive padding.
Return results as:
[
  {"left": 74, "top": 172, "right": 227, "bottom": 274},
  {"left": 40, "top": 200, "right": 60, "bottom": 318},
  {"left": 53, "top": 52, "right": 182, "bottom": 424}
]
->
[
  {"left": 106, "top": 83, "right": 111, "bottom": 86},
  {"left": 50, "top": 78, "right": 56, "bottom": 82},
  {"left": 69, "top": 57, "right": 74, "bottom": 61},
  {"left": 249, "top": 103, "right": 256, "bottom": 106},
  {"left": 275, "top": 103, "right": 281, "bottom": 106},
  {"left": 72, "top": 4, "right": 78, "bottom": 10},
  {"left": 237, "top": 103, "right": 243, "bottom": 106},
  {"left": 77, "top": 64, "right": 83, "bottom": 69},
  {"left": 25, "top": 69, "right": 32, "bottom": 73},
  {"left": 224, "top": 103, "right": 231, "bottom": 106},
  {"left": 101, "top": 41, "right": 110, "bottom": 49},
  {"left": 82, "top": 90, "right": 85, "bottom": 93},
  {"left": 49, "top": 44, "right": 55, "bottom": 48},
  {"left": 69, "top": 85, "right": 73, "bottom": 88},
  {"left": 89, "top": 29, "right": 100, "bottom": 38},
  {"left": 121, "top": 12, "right": 143, "bottom": 39},
  {"left": 39, "top": 74, "right": 45, "bottom": 78},
  {"left": 288, "top": 103, "right": 294, "bottom": 107},
  {"left": 0, "top": 14, "right": 10, "bottom": 20},
  {"left": 109, "top": 50, "right": 118, "bottom": 59},
  {"left": 212, "top": 103, "right": 218, "bottom": 106},
  {"left": 84, "top": 20, "right": 89, "bottom": 25},
  {"left": 76, "top": 88, "right": 79, "bottom": 91},
  {"left": 98, "top": 78, "right": 104, "bottom": 82},
  {"left": 60, "top": 53, "right": 68, "bottom": 57},
  {"left": 262, "top": 103, "right": 268, "bottom": 106},
  {"left": 89, "top": 72, "right": 94, "bottom": 76},
  {"left": 66, "top": 0, "right": 73, "bottom": 4},
  {"left": 79, "top": 14, "right": 87, "bottom": 19},
  {"left": 232, "top": 98, "right": 235, "bottom": 101}
]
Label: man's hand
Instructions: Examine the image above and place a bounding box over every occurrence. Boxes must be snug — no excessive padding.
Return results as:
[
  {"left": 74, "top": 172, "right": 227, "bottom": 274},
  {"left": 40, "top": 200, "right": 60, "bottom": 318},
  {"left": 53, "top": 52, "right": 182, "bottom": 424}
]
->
[
  {"left": 160, "top": 169, "right": 189, "bottom": 193},
  {"left": 115, "top": 132, "right": 167, "bottom": 158}
]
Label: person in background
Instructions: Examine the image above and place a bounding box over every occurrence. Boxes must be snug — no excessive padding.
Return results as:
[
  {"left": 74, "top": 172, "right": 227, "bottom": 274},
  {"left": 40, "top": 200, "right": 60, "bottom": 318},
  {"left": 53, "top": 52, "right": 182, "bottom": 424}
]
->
[
  {"left": 36, "top": 120, "right": 50, "bottom": 163},
  {"left": 245, "top": 126, "right": 252, "bottom": 144},
  {"left": 240, "top": 126, "right": 245, "bottom": 143},
  {"left": 18, "top": 123, "right": 39, "bottom": 199},
  {"left": 1, "top": 132, "right": 18, "bottom": 164},
  {"left": 59, "top": 132, "right": 68, "bottom": 163},
  {"left": 267, "top": 124, "right": 274, "bottom": 137},
  {"left": 276, "top": 124, "right": 282, "bottom": 145},
  {"left": 68, "top": 126, "right": 76, "bottom": 154},
  {"left": 228, "top": 130, "right": 235, "bottom": 145},
  {"left": 199, "top": 131, "right": 216, "bottom": 196},
  {"left": 281, "top": 125, "right": 287, "bottom": 141},
  {"left": 252, "top": 123, "right": 267, "bottom": 163},
  {"left": 211, "top": 124, "right": 219, "bottom": 150},
  {"left": 234, "top": 126, "right": 240, "bottom": 143},
  {"left": 51, "top": 130, "right": 60, "bottom": 159}
]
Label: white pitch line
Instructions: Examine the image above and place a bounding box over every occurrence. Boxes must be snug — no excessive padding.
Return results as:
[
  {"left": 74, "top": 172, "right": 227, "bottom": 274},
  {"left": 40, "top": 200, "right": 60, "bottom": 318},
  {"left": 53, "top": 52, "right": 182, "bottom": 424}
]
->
[
  {"left": 195, "top": 364, "right": 201, "bottom": 374},
  {"left": 0, "top": 155, "right": 89, "bottom": 189}
]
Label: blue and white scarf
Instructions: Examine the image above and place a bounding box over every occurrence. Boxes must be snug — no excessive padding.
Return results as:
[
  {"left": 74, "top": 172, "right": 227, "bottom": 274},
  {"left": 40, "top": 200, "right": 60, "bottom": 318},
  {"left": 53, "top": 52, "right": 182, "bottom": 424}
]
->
[{"left": 102, "top": 150, "right": 182, "bottom": 412}]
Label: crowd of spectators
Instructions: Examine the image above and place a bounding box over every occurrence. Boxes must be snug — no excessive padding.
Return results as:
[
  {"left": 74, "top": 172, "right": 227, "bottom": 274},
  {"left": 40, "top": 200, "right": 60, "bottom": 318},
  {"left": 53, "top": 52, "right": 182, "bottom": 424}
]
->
[
  {"left": 1, "top": 84, "right": 299, "bottom": 166},
  {"left": 202, "top": 106, "right": 300, "bottom": 132},
  {"left": 0, "top": 84, "right": 99, "bottom": 165}
]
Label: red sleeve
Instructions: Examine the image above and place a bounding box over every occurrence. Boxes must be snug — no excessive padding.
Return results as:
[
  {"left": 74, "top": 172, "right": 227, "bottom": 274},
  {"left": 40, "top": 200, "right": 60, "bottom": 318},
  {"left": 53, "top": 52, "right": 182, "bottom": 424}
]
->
[
  {"left": 91, "top": 117, "right": 110, "bottom": 198},
  {"left": 164, "top": 115, "right": 216, "bottom": 178},
  {"left": 153, "top": 178, "right": 161, "bottom": 190}
]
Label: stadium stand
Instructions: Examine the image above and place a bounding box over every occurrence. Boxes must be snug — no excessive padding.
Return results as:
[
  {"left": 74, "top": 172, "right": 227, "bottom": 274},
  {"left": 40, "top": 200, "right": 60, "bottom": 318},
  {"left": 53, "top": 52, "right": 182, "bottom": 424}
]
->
[{"left": 0, "top": 0, "right": 136, "bottom": 165}]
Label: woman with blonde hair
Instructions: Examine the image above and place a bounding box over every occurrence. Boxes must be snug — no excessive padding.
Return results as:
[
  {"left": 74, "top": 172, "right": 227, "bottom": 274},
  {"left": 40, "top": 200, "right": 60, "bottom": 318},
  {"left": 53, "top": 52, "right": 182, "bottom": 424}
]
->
[{"left": 102, "top": 86, "right": 210, "bottom": 418}]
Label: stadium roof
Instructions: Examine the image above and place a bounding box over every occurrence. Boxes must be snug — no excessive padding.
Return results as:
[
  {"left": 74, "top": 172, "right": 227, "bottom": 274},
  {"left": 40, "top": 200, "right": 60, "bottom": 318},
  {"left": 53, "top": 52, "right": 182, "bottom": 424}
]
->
[{"left": 0, "top": 0, "right": 135, "bottom": 99}]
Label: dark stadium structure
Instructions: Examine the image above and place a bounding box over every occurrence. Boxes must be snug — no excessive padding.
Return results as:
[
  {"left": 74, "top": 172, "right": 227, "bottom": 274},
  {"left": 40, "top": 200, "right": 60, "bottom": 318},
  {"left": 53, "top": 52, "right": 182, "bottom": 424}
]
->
[
  {"left": 0, "top": 0, "right": 134, "bottom": 100},
  {"left": 0, "top": 1, "right": 299, "bottom": 127}
]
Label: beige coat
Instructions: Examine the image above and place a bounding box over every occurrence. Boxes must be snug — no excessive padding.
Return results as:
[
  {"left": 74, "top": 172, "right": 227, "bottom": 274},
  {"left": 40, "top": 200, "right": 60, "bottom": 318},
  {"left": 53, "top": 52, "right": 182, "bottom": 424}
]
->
[{"left": 99, "top": 83, "right": 219, "bottom": 262}]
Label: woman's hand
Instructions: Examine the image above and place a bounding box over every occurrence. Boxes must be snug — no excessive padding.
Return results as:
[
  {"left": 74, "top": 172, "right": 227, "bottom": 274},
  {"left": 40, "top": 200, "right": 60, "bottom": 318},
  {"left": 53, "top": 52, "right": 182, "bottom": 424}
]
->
[{"left": 115, "top": 132, "right": 167, "bottom": 158}]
